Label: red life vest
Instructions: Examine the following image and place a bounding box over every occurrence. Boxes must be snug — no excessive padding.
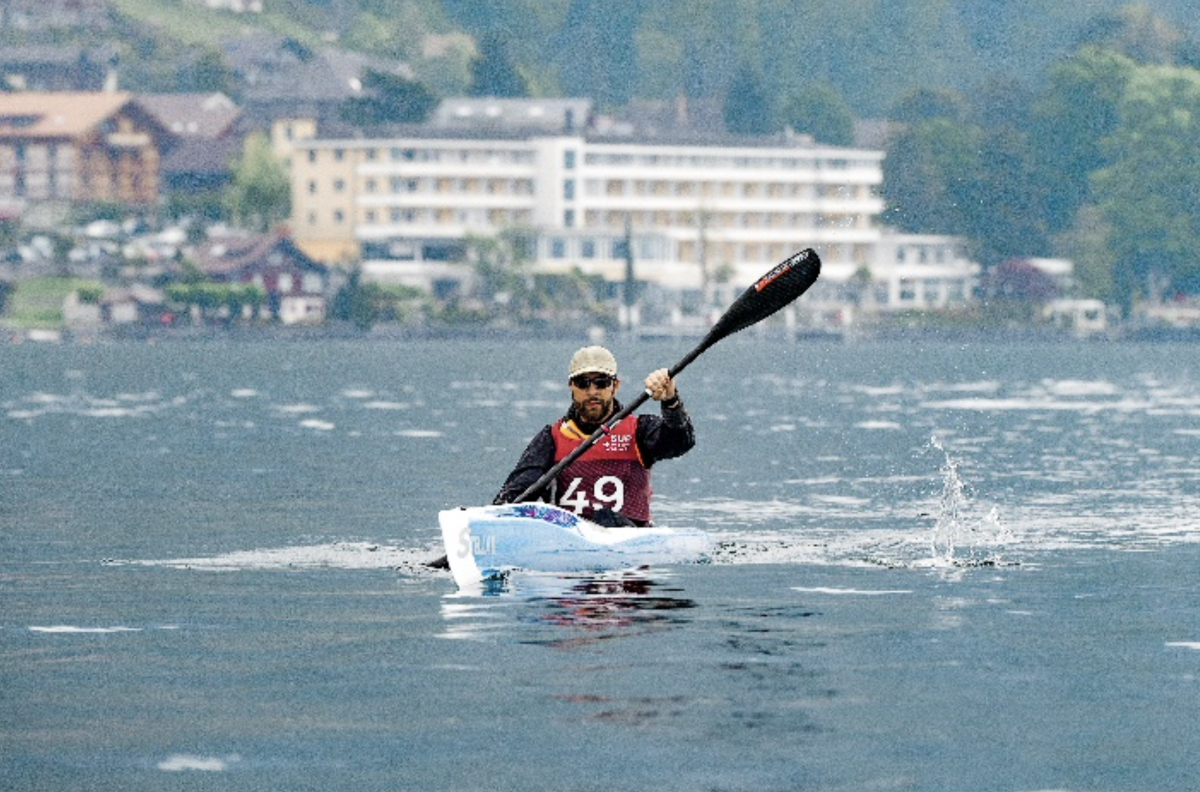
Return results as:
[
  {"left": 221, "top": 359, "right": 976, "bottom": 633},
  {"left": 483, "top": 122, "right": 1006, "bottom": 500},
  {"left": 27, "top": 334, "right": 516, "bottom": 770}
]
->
[{"left": 551, "top": 414, "right": 653, "bottom": 523}]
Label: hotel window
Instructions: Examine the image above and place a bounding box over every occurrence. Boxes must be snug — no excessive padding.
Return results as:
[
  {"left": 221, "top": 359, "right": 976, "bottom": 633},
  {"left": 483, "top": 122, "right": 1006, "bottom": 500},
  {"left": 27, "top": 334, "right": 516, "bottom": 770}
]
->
[
  {"left": 564, "top": 209, "right": 575, "bottom": 227},
  {"left": 308, "top": 180, "right": 317, "bottom": 195},
  {"left": 551, "top": 238, "right": 567, "bottom": 258},
  {"left": 563, "top": 179, "right": 575, "bottom": 200},
  {"left": 333, "top": 179, "right": 345, "bottom": 192},
  {"left": 564, "top": 150, "right": 576, "bottom": 169},
  {"left": 334, "top": 149, "right": 344, "bottom": 161},
  {"left": 581, "top": 239, "right": 596, "bottom": 259},
  {"left": 333, "top": 210, "right": 344, "bottom": 223},
  {"left": 307, "top": 150, "right": 316, "bottom": 163}
]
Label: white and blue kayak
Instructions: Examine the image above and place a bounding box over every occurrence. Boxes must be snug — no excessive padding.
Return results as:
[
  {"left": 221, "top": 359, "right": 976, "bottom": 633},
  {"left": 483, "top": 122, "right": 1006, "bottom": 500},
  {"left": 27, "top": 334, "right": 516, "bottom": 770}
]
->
[{"left": 438, "top": 503, "right": 712, "bottom": 589}]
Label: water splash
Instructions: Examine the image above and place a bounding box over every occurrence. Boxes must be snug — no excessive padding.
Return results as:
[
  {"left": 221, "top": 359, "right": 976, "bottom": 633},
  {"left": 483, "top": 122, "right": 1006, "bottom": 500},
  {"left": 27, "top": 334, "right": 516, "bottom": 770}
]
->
[{"left": 928, "top": 436, "right": 1011, "bottom": 567}]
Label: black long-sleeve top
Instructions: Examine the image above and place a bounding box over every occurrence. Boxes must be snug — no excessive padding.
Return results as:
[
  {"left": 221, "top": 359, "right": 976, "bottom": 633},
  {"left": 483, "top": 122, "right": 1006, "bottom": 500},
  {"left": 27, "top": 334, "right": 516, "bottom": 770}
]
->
[{"left": 493, "top": 396, "right": 695, "bottom": 507}]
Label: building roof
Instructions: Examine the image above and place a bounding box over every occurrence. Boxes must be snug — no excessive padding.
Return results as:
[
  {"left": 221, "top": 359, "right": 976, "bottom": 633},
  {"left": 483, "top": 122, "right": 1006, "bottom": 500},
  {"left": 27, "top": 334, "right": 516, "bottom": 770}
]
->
[
  {"left": 0, "top": 44, "right": 93, "bottom": 67},
  {"left": 194, "top": 231, "right": 326, "bottom": 278},
  {"left": 161, "top": 136, "right": 241, "bottom": 178},
  {"left": 0, "top": 0, "right": 111, "bottom": 31},
  {"left": 0, "top": 91, "right": 134, "bottom": 140},
  {"left": 136, "top": 93, "right": 242, "bottom": 139},
  {"left": 221, "top": 35, "right": 367, "bottom": 104},
  {"left": 432, "top": 98, "right": 594, "bottom": 133}
]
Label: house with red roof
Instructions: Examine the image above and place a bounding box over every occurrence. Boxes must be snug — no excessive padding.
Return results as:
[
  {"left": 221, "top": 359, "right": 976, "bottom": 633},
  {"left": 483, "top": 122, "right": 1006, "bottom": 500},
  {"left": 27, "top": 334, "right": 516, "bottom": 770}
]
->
[{"left": 191, "top": 230, "right": 329, "bottom": 324}]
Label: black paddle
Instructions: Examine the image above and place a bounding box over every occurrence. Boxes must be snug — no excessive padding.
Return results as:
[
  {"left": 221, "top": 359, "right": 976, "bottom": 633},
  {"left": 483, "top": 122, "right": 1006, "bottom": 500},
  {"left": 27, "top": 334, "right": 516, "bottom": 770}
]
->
[
  {"left": 425, "top": 248, "right": 821, "bottom": 569},
  {"left": 514, "top": 247, "right": 821, "bottom": 504}
]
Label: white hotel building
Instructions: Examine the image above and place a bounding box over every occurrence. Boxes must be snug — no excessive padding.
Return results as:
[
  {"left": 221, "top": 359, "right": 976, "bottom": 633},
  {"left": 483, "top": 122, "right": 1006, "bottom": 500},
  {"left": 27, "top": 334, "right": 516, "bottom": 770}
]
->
[{"left": 287, "top": 102, "right": 978, "bottom": 318}]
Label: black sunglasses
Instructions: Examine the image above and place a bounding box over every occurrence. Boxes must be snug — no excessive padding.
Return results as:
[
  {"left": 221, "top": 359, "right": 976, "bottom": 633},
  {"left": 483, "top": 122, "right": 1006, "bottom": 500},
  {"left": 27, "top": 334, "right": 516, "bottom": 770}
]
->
[{"left": 571, "top": 374, "right": 616, "bottom": 390}]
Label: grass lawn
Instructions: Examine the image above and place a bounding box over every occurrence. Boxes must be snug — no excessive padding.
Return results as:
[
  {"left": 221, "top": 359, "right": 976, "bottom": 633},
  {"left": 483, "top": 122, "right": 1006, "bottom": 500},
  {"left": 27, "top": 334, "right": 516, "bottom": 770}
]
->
[
  {"left": 3, "top": 277, "right": 103, "bottom": 329},
  {"left": 109, "top": 0, "right": 321, "bottom": 49}
]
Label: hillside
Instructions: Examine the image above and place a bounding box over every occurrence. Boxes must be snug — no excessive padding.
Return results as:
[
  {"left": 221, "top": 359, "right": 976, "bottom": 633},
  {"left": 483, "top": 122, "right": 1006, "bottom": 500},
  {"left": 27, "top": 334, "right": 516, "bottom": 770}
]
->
[{"left": 84, "top": 0, "right": 1200, "bottom": 118}]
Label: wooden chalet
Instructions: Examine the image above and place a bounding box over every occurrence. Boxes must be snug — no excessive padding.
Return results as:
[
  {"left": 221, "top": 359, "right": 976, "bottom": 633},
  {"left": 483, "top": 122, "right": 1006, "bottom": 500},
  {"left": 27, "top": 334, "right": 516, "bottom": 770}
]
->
[{"left": 0, "top": 92, "right": 176, "bottom": 207}]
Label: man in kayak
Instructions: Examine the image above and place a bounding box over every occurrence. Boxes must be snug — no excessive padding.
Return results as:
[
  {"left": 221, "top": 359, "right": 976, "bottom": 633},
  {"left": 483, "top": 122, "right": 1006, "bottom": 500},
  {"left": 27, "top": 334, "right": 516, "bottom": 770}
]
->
[{"left": 493, "top": 345, "right": 695, "bottom": 527}]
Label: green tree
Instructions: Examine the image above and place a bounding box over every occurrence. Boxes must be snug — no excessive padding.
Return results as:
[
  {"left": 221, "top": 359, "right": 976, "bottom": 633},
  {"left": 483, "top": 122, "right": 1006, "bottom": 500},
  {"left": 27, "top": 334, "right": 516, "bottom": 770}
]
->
[
  {"left": 779, "top": 82, "right": 855, "bottom": 146},
  {"left": 555, "top": 0, "right": 642, "bottom": 110},
  {"left": 0, "top": 212, "right": 18, "bottom": 249},
  {"left": 1093, "top": 63, "right": 1200, "bottom": 308},
  {"left": 889, "top": 87, "right": 968, "bottom": 125},
  {"left": 190, "top": 48, "right": 238, "bottom": 97},
  {"left": 1031, "top": 46, "right": 1137, "bottom": 234},
  {"left": 964, "top": 127, "right": 1050, "bottom": 269},
  {"left": 881, "top": 117, "right": 981, "bottom": 236},
  {"left": 340, "top": 70, "right": 438, "bottom": 127},
  {"left": 723, "top": 64, "right": 771, "bottom": 136},
  {"left": 1074, "top": 3, "right": 1184, "bottom": 66},
  {"left": 331, "top": 268, "right": 384, "bottom": 330},
  {"left": 225, "top": 133, "right": 291, "bottom": 232},
  {"left": 468, "top": 32, "right": 529, "bottom": 97},
  {"left": 961, "top": 79, "right": 1050, "bottom": 268},
  {"left": 464, "top": 229, "right": 539, "bottom": 321},
  {"left": 1055, "top": 205, "right": 1116, "bottom": 301}
]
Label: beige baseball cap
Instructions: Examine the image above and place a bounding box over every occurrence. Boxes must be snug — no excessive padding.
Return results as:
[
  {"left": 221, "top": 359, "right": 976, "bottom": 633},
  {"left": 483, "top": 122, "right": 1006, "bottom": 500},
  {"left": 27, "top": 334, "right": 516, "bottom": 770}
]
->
[{"left": 568, "top": 346, "right": 618, "bottom": 378}]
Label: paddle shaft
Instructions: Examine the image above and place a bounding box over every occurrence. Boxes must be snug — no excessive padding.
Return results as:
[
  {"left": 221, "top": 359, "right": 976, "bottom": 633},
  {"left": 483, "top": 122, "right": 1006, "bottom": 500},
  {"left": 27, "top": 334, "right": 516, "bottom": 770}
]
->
[{"left": 513, "top": 248, "right": 820, "bottom": 504}]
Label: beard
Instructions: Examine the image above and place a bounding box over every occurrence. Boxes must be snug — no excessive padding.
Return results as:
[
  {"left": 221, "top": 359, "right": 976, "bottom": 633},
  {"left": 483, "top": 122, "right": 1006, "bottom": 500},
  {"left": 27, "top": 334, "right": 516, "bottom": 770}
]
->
[{"left": 573, "top": 393, "right": 614, "bottom": 425}]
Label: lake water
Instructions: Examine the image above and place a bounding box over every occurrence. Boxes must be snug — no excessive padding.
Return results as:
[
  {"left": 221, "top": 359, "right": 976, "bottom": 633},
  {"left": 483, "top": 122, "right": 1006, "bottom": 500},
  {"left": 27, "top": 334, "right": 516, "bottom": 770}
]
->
[{"left": 3, "top": 337, "right": 1200, "bottom": 791}]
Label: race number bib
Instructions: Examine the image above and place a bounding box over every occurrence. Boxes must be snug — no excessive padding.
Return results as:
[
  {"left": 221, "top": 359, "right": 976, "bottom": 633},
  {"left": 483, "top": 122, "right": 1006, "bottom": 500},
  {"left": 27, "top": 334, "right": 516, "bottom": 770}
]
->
[{"left": 558, "top": 475, "right": 624, "bottom": 514}]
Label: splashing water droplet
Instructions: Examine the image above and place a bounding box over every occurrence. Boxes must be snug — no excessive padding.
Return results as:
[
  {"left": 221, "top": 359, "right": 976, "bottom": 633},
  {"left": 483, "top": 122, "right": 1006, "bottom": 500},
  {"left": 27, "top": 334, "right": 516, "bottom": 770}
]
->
[{"left": 927, "top": 436, "right": 1010, "bottom": 567}]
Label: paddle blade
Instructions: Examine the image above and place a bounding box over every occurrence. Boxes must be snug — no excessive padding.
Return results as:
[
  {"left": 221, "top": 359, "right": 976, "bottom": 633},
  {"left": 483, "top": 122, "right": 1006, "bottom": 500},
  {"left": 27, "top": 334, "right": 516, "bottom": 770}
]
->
[{"left": 706, "top": 248, "right": 821, "bottom": 342}]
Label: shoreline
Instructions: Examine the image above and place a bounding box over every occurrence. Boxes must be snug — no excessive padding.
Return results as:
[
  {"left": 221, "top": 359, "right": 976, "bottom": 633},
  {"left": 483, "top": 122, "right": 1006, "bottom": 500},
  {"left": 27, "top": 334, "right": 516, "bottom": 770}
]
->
[{"left": 5, "top": 321, "right": 1197, "bottom": 345}]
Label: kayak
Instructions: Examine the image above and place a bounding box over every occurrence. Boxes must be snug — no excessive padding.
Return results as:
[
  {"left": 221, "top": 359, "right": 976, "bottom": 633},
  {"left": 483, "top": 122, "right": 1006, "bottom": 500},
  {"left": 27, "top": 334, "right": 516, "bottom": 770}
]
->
[{"left": 438, "top": 503, "right": 712, "bottom": 589}]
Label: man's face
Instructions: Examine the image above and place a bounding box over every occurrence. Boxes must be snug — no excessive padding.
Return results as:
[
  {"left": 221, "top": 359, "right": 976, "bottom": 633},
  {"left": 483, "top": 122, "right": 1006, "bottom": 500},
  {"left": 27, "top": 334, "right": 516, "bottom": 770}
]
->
[{"left": 569, "top": 373, "right": 620, "bottom": 423}]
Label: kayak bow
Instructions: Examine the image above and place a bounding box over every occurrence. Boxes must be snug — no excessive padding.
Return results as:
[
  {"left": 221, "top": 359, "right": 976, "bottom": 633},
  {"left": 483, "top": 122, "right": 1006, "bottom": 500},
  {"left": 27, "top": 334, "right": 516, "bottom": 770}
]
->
[{"left": 438, "top": 503, "right": 711, "bottom": 588}]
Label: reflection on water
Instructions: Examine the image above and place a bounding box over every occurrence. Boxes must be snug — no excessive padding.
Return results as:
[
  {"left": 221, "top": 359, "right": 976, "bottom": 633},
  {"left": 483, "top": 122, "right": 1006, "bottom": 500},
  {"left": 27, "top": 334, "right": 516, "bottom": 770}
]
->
[{"left": 439, "top": 570, "right": 696, "bottom": 646}]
